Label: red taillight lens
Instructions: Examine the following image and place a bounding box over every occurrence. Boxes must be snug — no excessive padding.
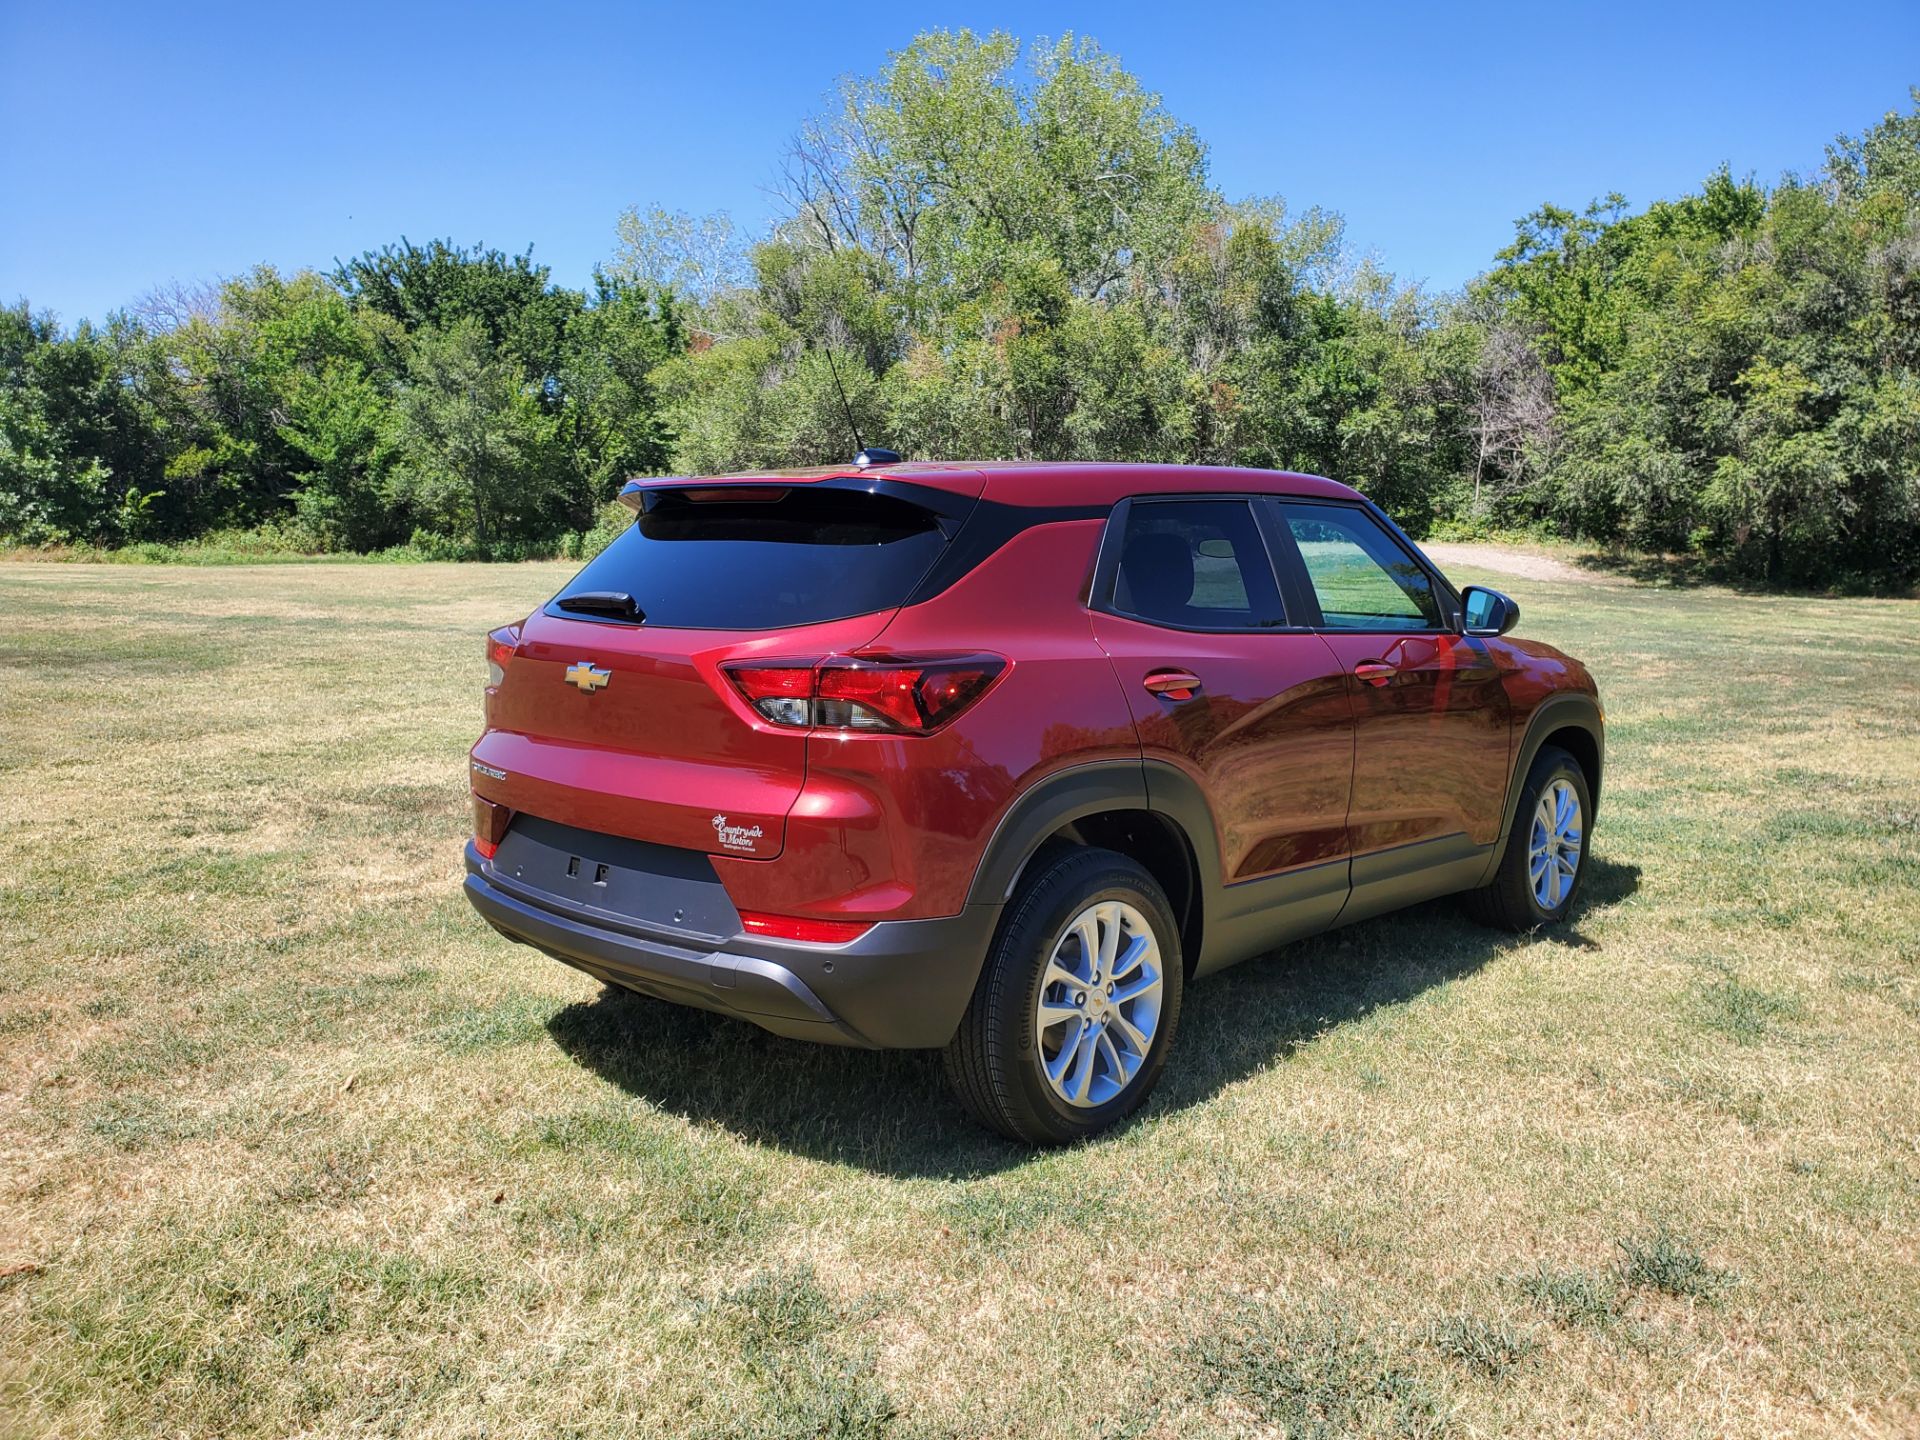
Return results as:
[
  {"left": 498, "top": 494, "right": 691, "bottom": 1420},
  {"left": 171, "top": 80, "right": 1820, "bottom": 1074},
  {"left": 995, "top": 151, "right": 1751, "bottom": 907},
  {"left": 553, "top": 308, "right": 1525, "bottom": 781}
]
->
[
  {"left": 472, "top": 793, "right": 511, "bottom": 859},
  {"left": 814, "top": 665, "right": 925, "bottom": 731},
  {"left": 722, "top": 655, "right": 1005, "bottom": 734},
  {"left": 727, "top": 665, "right": 815, "bottom": 697},
  {"left": 486, "top": 625, "right": 519, "bottom": 687},
  {"left": 739, "top": 911, "right": 874, "bottom": 944},
  {"left": 725, "top": 664, "right": 817, "bottom": 728}
]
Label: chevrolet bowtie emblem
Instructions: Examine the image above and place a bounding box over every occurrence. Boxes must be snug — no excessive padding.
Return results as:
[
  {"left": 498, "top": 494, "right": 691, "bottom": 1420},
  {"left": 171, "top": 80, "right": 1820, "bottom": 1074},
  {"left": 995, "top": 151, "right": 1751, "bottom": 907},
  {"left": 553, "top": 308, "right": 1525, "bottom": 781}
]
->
[{"left": 564, "top": 661, "right": 611, "bottom": 693}]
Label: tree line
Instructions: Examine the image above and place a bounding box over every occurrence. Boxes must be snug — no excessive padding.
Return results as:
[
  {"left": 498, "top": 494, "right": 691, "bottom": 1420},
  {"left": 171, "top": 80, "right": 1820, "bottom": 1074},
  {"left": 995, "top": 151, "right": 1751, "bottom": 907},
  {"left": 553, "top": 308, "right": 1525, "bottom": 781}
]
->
[{"left": 3, "top": 32, "right": 1916, "bottom": 587}]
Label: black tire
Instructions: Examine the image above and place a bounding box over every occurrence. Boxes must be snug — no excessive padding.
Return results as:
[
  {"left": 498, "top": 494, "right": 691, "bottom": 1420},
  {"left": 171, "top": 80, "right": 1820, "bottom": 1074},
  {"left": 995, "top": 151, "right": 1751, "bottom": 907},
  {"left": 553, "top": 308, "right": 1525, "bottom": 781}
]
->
[
  {"left": 1465, "top": 745, "right": 1592, "bottom": 931},
  {"left": 944, "top": 846, "right": 1184, "bottom": 1145}
]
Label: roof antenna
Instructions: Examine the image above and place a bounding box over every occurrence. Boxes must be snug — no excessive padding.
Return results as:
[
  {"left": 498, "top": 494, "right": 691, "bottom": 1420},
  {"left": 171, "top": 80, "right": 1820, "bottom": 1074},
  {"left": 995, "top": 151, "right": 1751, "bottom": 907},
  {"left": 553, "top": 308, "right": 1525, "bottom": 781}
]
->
[{"left": 822, "top": 341, "right": 864, "bottom": 457}]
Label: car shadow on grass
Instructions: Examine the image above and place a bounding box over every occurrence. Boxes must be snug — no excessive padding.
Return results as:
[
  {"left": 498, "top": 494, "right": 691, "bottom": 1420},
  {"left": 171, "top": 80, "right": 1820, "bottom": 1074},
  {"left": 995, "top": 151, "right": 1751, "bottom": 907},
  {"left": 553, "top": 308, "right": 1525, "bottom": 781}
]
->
[{"left": 544, "top": 855, "right": 1640, "bottom": 1179}]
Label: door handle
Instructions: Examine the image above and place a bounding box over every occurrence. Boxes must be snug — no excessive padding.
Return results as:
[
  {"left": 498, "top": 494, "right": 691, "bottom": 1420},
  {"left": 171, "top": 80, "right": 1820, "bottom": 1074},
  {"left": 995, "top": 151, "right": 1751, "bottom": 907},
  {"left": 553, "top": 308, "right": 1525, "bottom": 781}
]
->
[
  {"left": 1143, "top": 670, "right": 1202, "bottom": 700},
  {"left": 1353, "top": 661, "right": 1397, "bottom": 687}
]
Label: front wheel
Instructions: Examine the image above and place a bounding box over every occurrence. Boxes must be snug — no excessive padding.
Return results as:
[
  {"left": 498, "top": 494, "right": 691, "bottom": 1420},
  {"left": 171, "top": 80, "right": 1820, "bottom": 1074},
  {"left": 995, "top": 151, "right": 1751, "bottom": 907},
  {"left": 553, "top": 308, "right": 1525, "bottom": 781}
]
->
[
  {"left": 944, "top": 847, "right": 1183, "bottom": 1144},
  {"left": 1466, "top": 745, "right": 1592, "bottom": 930}
]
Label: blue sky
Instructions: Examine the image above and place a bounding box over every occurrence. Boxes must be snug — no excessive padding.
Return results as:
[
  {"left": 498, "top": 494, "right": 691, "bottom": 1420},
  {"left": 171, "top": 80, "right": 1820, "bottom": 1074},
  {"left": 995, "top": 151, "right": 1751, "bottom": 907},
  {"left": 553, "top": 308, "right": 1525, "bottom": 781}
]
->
[{"left": 3, "top": 1, "right": 1914, "bottom": 326}]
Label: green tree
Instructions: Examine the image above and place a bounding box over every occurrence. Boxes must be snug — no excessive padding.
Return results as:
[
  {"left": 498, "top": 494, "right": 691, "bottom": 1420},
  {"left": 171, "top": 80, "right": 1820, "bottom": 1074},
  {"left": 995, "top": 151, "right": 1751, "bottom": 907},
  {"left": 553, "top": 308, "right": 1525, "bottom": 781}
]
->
[
  {"left": 146, "top": 267, "right": 390, "bottom": 540},
  {"left": 280, "top": 355, "right": 402, "bottom": 549},
  {"left": 1478, "top": 115, "right": 1920, "bottom": 586},
  {"left": 332, "top": 239, "right": 581, "bottom": 383},
  {"left": 1825, "top": 86, "right": 1920, "bottom": 209},
  {"left": 388, "top": 319, "right": 561, "bottom": 551},
  {"left": 556, "top": 275, "right": 683, "bottom": 512},
  {"left": 778, "top": 30, "right": 1210, "bottom": 316},
  {"left": 0, "top": 305, "right": 169, "bottom": 544}
]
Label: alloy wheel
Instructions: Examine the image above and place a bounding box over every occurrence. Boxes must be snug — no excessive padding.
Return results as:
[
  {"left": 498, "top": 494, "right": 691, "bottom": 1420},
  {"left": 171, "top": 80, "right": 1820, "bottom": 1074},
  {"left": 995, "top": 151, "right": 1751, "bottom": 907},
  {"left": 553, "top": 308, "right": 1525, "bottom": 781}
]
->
[
  {"left": 1033, "top": 900, "right": 1164, "bottom": 1108},
  {"left": 1529, "top": 777, "right": 1583, "bottom": 909}
]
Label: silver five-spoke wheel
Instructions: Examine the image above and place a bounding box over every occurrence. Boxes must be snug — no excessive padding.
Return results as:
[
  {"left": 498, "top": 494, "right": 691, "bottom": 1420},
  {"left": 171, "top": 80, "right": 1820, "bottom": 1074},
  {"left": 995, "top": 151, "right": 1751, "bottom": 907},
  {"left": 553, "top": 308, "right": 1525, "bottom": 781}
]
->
[
  {"left": 1034, "top": 900, "right": 1164, "bottom": 1108},
  {"left": 1529, "top": 777, "right": 1582, "bottom": 909}
]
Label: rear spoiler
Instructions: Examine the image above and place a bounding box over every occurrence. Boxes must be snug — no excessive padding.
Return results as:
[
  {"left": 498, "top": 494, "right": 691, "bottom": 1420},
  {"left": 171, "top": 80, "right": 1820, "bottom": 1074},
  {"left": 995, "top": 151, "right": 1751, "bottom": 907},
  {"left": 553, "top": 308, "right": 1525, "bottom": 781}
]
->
[
  {"left": 617, "top": 475, "right": 875, "bottom": 514},
  {"left": 616, "top": 472, "right": 985, "bottom": 526},
  {"left": 617, "top": 480, "right": 801, "bottom": 514},
  {"left": 616, "top": 477, "right": 687, "bottom": 513}
]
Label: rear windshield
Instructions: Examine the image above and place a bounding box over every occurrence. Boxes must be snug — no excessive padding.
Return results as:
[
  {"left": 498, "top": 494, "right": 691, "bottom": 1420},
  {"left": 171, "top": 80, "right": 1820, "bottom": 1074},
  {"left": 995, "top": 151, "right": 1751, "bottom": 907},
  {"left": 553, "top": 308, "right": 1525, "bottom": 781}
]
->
[{"left": 550, "top": 487, "right": 950, "bottom": 629}]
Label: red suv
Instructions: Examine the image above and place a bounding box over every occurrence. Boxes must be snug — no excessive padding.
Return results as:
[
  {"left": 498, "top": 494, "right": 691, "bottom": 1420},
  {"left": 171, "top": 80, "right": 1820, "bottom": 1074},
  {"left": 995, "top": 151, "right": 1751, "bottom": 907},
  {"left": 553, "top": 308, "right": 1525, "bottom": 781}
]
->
[{"left": 465, "top": 460, "right": 1602, "bottom": 1143}]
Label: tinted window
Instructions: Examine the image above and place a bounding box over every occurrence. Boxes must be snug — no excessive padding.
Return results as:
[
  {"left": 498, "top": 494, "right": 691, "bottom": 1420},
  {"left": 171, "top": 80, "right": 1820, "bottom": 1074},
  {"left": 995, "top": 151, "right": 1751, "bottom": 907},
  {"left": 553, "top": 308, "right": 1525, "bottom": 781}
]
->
[
  {"left": 553, "top": 487, "right": 948, "bottom": 629},
  {"left": 1277, "top": 503, "right": 1442, "bottom": 630},
  {"left": 1110, "top": 499, "right": 1286, "bottom": 629}
]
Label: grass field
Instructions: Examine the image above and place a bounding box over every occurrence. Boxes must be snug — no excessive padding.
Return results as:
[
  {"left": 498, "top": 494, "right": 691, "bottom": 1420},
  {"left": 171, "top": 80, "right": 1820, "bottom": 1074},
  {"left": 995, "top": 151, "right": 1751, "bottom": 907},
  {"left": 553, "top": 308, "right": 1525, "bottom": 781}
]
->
[{"left": 1, "top": 555, "right": 1916, "bottom": 1439}]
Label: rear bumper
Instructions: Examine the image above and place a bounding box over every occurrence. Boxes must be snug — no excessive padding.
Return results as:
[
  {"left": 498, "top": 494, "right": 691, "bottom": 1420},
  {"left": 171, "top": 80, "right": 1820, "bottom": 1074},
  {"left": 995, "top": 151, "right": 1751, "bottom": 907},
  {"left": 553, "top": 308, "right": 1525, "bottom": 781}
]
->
[{"left": 463, "top": 843, "right": 998, "bottom": 1049}]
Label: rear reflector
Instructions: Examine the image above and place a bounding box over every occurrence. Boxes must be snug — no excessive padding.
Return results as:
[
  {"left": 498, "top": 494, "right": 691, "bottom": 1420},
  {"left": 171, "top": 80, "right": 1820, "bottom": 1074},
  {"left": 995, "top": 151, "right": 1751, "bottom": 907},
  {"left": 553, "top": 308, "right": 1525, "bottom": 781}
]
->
[
  {"left": 722, "top": 655, "right": 1005, "bottom": 734},
  {"left": 739, "top": 912, "right": 875, "bottom": 944}
]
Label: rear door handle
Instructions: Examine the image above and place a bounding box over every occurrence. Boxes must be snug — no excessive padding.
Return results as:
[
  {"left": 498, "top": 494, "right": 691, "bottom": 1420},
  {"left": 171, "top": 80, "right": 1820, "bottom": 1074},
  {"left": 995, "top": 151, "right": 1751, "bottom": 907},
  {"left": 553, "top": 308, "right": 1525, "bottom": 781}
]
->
[
  {"left": 1353, "top": 661, "right": 1396, "bottom": 687},
  {"left": 1143, "top": 669, "right": 1202, "bottom": 700}
]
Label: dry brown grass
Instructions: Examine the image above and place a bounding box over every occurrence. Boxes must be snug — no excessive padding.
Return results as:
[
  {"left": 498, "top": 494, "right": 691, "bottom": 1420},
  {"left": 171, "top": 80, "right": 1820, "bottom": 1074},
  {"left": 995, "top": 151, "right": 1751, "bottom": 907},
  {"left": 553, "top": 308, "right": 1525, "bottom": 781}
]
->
[{"left": 1, "top": 557, "right": 1916, "bottom": 1438}]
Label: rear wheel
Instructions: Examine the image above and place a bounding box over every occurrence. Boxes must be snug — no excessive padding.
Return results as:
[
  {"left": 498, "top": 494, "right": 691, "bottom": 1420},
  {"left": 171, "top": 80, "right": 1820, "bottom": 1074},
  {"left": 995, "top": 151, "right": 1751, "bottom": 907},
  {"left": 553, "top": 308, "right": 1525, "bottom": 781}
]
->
[
  {"left": 1466, "top": 745, "right": 1591, "bottom": 930},
  {"left": 944, "top": 847, "right": 1183, "bottom": 1144}
]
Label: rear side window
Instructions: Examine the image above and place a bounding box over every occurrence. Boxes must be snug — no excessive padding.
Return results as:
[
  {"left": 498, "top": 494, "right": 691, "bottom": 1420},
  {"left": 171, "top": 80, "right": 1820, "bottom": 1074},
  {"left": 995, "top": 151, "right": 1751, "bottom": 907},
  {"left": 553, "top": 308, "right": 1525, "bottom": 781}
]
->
[
  {"left": 1108, "top": 499, "right": 1286, "bottom": 630},
  {"left": 1276, "top": 502, "right": 1442, "bottom": 630},
  {"left": 552, "top": 487, "right": 948, "bottom": 629}
]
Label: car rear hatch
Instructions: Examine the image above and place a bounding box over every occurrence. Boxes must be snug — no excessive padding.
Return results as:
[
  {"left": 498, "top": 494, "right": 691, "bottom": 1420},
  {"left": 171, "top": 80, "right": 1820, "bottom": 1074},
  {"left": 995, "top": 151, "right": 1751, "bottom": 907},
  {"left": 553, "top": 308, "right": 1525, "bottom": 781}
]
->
[{"left": 472, "top": 472, "right": 983, "bottom": 859}]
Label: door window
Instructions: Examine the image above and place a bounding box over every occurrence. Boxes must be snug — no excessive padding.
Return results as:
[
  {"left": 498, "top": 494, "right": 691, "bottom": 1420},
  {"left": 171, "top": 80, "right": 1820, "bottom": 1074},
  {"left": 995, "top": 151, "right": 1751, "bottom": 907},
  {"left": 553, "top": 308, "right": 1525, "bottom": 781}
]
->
[
  {"left": 1108, "top": 499, "right": 1286, "bottom": 630},
  {"left": 1275, "top": 503, "right": 1443, "bottom": 631}
]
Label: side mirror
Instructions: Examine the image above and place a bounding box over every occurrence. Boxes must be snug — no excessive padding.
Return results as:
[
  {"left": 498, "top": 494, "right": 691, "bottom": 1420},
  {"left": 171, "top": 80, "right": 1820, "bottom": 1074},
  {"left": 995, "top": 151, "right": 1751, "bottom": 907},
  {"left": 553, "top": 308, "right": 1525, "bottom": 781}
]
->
[{"left": 1461, "top": 585, "right": 1520, "bottom": 637}]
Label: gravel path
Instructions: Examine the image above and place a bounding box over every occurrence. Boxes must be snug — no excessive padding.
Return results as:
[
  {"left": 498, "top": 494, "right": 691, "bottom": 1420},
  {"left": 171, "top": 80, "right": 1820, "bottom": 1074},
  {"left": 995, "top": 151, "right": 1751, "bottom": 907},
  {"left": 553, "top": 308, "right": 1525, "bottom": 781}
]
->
[{"left": 1420, "top": 542, "right": 1592, "bottom": 584}]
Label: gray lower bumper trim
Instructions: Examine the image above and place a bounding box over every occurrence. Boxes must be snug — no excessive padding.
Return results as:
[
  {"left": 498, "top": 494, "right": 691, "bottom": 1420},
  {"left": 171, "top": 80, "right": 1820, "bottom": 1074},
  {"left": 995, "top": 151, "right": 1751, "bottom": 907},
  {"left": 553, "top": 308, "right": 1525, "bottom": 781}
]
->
[
  {"left": 465, "top": 872, "right": 865, "bottom": 1044},
  {"left": 463, "top": 845, "right": 1001, "bottom": 1050}
]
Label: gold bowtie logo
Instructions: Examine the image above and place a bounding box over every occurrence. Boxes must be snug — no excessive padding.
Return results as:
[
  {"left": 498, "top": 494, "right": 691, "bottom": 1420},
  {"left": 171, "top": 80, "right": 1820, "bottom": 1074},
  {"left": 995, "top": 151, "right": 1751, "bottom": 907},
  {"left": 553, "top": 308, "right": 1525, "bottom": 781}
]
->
[{"left": 565, "top": 661, "right": 611, "bottom": 693}]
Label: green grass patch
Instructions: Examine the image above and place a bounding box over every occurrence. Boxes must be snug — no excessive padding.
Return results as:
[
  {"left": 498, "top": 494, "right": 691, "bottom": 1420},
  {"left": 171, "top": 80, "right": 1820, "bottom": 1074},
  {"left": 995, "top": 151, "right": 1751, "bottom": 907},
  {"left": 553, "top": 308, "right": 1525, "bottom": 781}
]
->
[
  {"left": 1421, "top": 1312, "right": 1539, "bottom": 1379},
  {"left": 1693, "top": 974, "right": 1804, "bottom": 1044},
  {"left": 1615, "top": 1226, "right": 1735, "bottom": 1301},
  {"left": 1516, "top": 1264, "right": 1624, "bottom": 1330},
  {"left": 1183, "top": 1301, "right": 1450, "bottom": 1437}
]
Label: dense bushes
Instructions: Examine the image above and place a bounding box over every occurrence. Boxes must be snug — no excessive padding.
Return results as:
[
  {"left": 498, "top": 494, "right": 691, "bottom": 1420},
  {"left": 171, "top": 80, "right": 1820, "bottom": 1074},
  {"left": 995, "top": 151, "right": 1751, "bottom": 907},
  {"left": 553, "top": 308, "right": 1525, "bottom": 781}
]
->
[
  {"left": 1481, "top": 157, "right": 1920, "bottom": 587},
  {"left": 2, "top": 31, "right": 1915, "bottom": 588},
  {"left": 0, "top": 247, "right": 678, "bottom": 557}
]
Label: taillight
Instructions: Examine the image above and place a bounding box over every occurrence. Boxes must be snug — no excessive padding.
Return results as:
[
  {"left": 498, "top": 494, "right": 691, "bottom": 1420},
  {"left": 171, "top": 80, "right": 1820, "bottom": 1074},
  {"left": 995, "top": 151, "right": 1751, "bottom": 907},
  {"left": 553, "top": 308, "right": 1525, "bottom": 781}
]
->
[
  {"left": 472, "top": 793, "right": 511, "bottom": 859},
  {"left": 725, "top": 664, "right": 816, "bottom": 728},
  {"left": 486, "top": 625, "right": 519, "bottom": 688},
  {"left": 723, "top": 655, "right": 1006, "bottom": 734},
  {"left": 739, "top": 911, "right": 874, "bottom": 944}
]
